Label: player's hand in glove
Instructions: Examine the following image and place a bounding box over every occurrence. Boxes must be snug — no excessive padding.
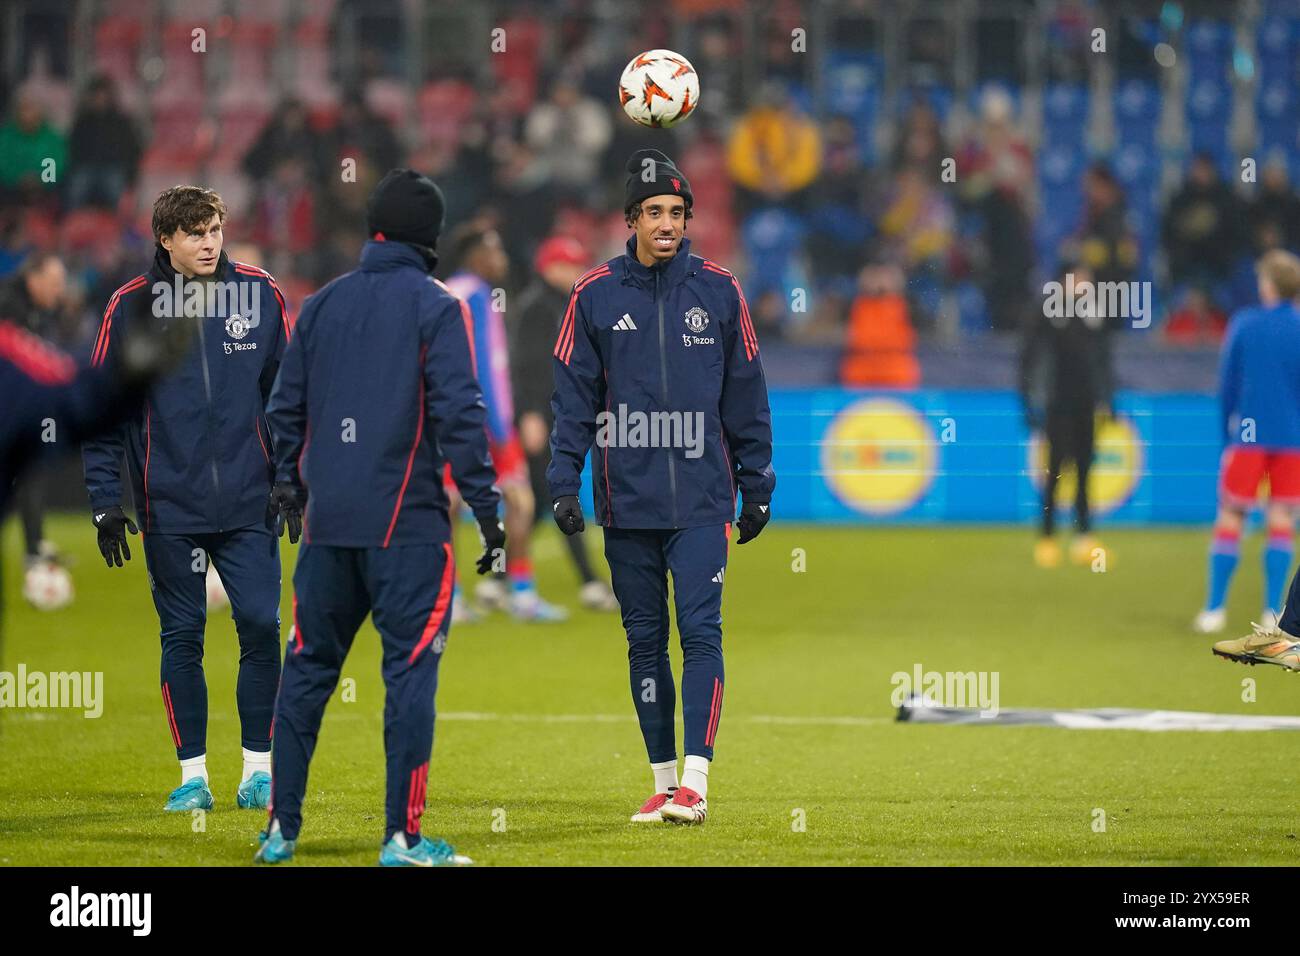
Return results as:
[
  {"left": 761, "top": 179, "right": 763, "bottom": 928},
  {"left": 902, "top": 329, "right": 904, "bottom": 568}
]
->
[
  {"left": 735, "top": 500, "right": 770, "bottom": 545},
  {"left": 114, "top": 288, "right": 195, "bottom": 389},
  {"left": 475, "top": 513, "right": 506, "bottom": 575},
  {"left": 552, "top": 495, "right": 584, "bottom": 536},
  {"left": 93, "top": 505, "right": 138, "bottom": 567},
  {"left": 266, "top": 482, "right": 306, "bottom": 544}
]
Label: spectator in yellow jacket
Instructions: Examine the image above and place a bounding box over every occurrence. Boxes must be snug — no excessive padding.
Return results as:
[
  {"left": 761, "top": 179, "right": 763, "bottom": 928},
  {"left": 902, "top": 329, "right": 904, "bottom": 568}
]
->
[{"left": 726, "top": 84, "right": 822, "bottom": 213}]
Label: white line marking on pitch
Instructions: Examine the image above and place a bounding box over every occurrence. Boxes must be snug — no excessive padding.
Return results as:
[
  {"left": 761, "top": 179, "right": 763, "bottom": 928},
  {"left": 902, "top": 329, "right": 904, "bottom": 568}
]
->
[{"left": 438, "top": 712, "right": 891, "bottom": 727}]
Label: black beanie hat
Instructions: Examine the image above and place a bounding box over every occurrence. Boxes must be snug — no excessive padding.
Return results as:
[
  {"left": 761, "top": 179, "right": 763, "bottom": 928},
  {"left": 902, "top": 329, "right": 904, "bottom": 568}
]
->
[
  {"left": 367, "top": 169, "right": 446, "bottom": 248},
  {"left": 624, "top": 148, "right": 693, "bottom": 213}
]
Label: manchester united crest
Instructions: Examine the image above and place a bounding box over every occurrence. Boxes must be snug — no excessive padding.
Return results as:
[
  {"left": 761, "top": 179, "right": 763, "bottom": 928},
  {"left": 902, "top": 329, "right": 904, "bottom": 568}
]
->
[
  {"left": 684, "top": 307, "right": 709, "bottom": 334},
  {"left": 225, "top": 314, "right": 250, "bottom": 340}
]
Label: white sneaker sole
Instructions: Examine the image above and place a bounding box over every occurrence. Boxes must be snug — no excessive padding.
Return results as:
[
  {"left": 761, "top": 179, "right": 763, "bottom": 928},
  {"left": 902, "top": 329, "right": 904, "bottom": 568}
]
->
[
  {"left": 382, "top": 850, "right": 474, "bottom": 867},
  {"left": 660, "top": 804, "right": 707, "bottom": 825}
]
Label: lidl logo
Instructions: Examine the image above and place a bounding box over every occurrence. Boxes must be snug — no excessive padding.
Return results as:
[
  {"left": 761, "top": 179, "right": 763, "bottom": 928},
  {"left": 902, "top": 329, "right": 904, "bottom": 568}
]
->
[{"left": 822, "top": 398, "right": 936, "bottom": 516}]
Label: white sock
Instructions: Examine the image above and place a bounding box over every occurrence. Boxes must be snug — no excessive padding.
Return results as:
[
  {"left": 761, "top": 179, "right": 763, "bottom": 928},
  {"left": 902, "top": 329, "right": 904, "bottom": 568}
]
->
[
  {"left": 242, "top": 747, "right": 271, "bottom": 783},
  {"left": 651, "top": 759, "right": 679, "bottom": 795},
  {"left": 391, "top": 831, "right": 409, "bottom": 849},
  {"left": 179, "top": 754, "right": 208, "bottom": 786},
  {"left": 681, "top": 755, "right": 709, "bottom": 798}
]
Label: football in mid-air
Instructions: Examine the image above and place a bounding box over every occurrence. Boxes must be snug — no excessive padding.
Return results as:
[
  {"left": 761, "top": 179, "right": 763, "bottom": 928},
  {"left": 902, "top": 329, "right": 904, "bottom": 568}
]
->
[{"left": 618, "top": 49, "right": 700, "bottom": 128}]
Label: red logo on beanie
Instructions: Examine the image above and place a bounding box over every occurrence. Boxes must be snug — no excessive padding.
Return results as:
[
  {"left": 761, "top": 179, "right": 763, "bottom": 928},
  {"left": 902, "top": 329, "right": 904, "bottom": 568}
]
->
[{"left": 672, "top": 178, "right": 681, "bottom": 192}]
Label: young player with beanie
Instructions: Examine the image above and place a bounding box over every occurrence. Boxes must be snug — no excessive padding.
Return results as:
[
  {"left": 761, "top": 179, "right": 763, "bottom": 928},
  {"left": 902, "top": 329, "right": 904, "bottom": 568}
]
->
[{"left": 548, "top": 149, "right": 775, "bottom": 824}]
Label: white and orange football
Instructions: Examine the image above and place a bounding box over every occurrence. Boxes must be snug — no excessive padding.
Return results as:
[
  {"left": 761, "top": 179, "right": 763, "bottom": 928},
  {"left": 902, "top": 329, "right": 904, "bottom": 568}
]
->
[{"left": 618, "top": 49, "right": 700, "bottom": 128}]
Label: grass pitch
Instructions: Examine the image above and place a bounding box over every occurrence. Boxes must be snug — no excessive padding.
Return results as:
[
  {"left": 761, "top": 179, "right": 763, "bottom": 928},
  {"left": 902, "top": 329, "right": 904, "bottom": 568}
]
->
[{"left": 2, "top": 515, "right": 1299, "bottom": 866}]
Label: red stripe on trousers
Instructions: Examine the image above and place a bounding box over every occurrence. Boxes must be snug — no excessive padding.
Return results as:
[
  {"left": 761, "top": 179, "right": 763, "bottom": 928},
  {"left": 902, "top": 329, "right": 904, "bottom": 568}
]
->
[
  {"left": 292, "top": 595, "right": 304, "bottom": 653},
  {"left": 407, "top": 761, "right": 427, "bottom": 834},
  {"left": 705, "top": 678, "right": 723, "bottom": 747},
  {"left": 409, "top": 542, "right": 455, "bottom": 664},
  {"left": 162, "top": 682, "right": 182, "bottom": 747}
]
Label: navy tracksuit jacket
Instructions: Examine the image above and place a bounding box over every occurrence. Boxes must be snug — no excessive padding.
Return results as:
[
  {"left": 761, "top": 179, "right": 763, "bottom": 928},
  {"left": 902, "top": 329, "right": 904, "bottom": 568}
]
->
[
  {"left": 0, "top": 320, "right": 144, "bottom": 623},
  {"left": 0, "top": 320, "right": 133, "bottom": 518},
  {"left": 547, "top": 235, "right": 775, "bottom": 763},
  {"left": 81, "top": 247, "right": 292, "bottom": 760},
  {"left": 264, "top": 239, "right": 499, "bottom": 842}
]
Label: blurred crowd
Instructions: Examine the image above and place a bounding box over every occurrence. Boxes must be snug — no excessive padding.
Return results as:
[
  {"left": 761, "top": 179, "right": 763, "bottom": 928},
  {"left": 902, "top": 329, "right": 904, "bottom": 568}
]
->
[{"left": 2, "top": 0, "right": 1300, "bottom": 389}]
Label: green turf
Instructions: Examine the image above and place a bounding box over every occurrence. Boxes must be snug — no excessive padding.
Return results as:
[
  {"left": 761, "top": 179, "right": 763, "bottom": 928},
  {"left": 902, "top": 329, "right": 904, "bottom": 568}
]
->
[{"left": 3, "top": 515, "right": 1299, "bottom": 866}]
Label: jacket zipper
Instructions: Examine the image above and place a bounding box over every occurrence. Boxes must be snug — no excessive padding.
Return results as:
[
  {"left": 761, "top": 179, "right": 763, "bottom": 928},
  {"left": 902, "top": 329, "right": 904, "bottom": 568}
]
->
[
  {"left": 194, "top": 307, "right": 223, "bottom": 531},
  {"left": 654, "top": 269, "right": 679, "bottom": 528}
]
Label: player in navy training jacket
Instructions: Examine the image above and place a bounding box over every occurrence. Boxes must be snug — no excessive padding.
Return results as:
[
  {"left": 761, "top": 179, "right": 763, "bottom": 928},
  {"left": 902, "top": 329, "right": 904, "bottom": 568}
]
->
[
  {"left": 257, "top": 169, "right": 503, "bottom": 867},
  {"left": 1, "top": 311, "right": 188, "bottom": 611},
  {"left": 548, "top": 149, "right": 775, "bottom": 826},
  {"left": 81, "top": 185, "right": 294, "bottom": 815}
]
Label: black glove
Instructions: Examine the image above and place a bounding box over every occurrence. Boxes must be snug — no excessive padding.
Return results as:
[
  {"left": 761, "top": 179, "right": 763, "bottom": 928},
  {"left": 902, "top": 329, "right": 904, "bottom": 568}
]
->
[
  {"left": 114, "top": 289, "right": 195, "bottom": 388},
  {"left": 735, "top": 500, "right": 770, "bottom": 545},
  {"left": 266, "top": 482, "right": 306, "bottom": 544},
  {"left": 92, "top": 505, "right": 138, "bottom": 567},
  {"left": 475, "top": 513, "right": 506, "bottom": 575},
  {"left": 552, "top": 495, "right": 584, "bottom": 536}
]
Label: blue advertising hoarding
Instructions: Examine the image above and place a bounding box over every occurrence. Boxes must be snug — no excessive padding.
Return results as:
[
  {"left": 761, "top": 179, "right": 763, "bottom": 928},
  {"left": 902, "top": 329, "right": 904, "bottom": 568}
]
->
[{"left": 576, "top": 389, "right": 1223, "bottom": 524}]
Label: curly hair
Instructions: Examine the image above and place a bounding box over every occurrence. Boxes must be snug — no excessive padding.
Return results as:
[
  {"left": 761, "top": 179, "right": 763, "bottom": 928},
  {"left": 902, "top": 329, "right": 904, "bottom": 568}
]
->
[
  {"left": 152, "top": 185, "right": 227, "bottom": 243},
  {"left": 625, "top": 200, "right": 693, "bottom": 229}
]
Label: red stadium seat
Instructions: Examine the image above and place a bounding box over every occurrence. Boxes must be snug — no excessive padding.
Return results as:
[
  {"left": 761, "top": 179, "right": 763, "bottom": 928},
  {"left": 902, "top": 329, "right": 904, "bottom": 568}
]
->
[
  {"left": 60, "top": 209, "right": 121, "bottom": 253},
  {"left": 211, "top": 107, "right": 271, "bottom": 170}
]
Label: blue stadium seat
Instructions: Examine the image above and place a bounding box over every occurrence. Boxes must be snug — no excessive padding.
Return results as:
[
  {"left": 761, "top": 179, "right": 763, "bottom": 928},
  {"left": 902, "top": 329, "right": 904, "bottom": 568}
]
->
[
  {"left": 1039, "top": 145, "right": 1086, "bottom": 188},
  {"left": 1113, "top": 141, "right": 1160, "bottom": 190},
  {"left": 1258, "top": 118, "right": 1299, "bottom": 155},
  {"left": 1256, "top": 14, "right": 1297, "bottom": 63},
  {"left": 1256, "top": 80, "right": 1294, "bottom": 124},
  {"left": 740, "top": 207, "right": 806, "bottom": 302},
  {"left": 1042, "top": 84, "right": 1088, "bottom": 125},
  {"left": 1114, "top": 79, "right": 1161, "bottom": 144},
  {"left": 1184, "top": 19, "right": 1233, "bottom": 81},
  {"left": 1041, "top": 84, "right": 1089, "bottom": 148},
  {"left": 1187, "top": 123, "right": 1229, "bottom": 164},
  {"left": 1185, "top": 77, "right": 1230, "bottom": 123},
  {"left": 823, "top": 51, "right": 880, "bottom": 162},
  {"left": 823, "top": 51, "right": 881, "bottom": 115}
]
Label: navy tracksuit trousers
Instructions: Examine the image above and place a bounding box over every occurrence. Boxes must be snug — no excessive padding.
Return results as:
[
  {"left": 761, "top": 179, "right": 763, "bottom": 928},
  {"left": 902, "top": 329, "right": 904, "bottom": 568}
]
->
[
  {"left": 269, "top": 541, "right": 455, "bottom": 843},
  {"left": 142, "top": 525, "right": 282, "bottom": 761},
  {"left": 603, "top": 525, "right": 729, "bottom": 763}
]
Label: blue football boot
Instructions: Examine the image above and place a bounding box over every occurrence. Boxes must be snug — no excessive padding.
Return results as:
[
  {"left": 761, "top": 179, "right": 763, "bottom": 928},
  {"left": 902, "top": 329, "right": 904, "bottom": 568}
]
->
[
  {"left": 164, "top": 777, "right": 214, "bottom": 812},
  {"left": 254, "top": 821, "right": 295, "bottom": 864},
  {"left": 378, "top": 834, "right": 473, "bottom": 867},
  {"left": 236, "top": 771, "right": 272, "bottom": 809}
]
